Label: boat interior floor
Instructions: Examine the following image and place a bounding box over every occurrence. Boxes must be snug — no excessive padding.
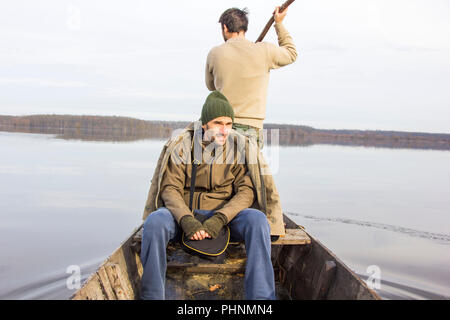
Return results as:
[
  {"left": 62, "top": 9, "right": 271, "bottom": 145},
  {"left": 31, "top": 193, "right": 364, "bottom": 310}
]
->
[
  {"left": 164, "top": 242, "right": 293, "bottom": 300},
  {"left": 131, "top": 225, "right": 311, "bottom": 300}
]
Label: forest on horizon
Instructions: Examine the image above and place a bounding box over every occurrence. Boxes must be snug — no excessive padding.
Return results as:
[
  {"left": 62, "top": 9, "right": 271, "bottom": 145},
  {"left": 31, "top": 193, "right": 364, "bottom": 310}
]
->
[{"left": 0, "top": 114, "right": 449, "bottom": 151}]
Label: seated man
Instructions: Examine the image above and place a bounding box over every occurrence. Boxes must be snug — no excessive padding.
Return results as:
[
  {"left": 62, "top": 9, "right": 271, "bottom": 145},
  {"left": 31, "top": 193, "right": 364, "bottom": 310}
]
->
[{"left": 140, "top": 91, "right": 275, "bottom": 300}]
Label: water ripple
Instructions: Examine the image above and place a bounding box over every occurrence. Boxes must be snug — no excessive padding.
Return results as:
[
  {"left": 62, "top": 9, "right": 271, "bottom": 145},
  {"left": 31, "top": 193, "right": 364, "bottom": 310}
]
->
[
  {"left": 356, "top": 274, "right": 450, "bottom": 300},
  {"left": 285, "top": 212, "right": 450, "bottom": 244},
  {"left": 0, "top": 258, "right": 103, "bottom": 300}
]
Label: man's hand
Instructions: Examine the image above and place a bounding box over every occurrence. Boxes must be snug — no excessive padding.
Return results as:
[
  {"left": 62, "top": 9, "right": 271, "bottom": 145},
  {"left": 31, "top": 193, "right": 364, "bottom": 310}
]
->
[
  {"left": 190, "top": 229, "right": 211, "bottom": 241},
  {"left": 274, "top": 6, "right": 288, "bottom": 24},
  {"left": 180, "top": 215, "right": 205, "bottom": 240}
]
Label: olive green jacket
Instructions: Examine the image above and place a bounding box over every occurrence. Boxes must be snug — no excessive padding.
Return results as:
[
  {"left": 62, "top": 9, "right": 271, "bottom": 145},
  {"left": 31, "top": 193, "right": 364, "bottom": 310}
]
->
[{"left": 142, "top": 122, "right": 285, "bottom": 236}]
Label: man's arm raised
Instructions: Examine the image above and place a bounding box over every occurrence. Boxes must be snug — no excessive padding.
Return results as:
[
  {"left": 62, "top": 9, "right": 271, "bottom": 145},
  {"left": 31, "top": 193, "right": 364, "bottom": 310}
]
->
[{"left": 269, "top": 6, "right": 298, "bottom": 69}]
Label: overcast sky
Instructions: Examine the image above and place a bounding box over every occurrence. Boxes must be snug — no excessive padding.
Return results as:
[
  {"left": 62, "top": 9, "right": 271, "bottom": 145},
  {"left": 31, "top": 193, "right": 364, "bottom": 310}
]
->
[{"left": 1, "top": 0, "right": 449, "bottom": 133}]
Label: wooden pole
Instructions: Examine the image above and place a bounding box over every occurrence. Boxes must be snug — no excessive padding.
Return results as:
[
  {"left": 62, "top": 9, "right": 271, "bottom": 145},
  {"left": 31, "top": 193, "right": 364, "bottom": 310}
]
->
[{"left": 255, "top": 0, "right": 296, "bottom": 43}]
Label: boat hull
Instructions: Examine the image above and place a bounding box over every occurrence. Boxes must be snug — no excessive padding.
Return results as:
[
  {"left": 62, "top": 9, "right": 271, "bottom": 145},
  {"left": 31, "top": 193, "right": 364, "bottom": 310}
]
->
[{"left": 71, "top": 215, "right": 380, "bottom": 300}]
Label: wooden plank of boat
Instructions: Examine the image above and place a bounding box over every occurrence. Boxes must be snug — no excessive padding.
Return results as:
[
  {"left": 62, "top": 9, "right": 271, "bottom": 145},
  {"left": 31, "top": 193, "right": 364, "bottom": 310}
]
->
[{"left": 70, "top": 214, "right": 380, "bottom": 300}]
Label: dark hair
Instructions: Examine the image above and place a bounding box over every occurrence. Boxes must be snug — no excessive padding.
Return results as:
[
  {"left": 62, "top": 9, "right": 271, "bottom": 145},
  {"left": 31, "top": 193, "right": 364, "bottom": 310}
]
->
[{"left": 219, "top": 7, "right": 249, "bottom": 33}]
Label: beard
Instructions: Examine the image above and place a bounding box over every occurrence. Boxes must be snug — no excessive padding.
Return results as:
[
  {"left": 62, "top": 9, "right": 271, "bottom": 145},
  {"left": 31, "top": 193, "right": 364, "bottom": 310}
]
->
[{"left": 204, "top": 125, "right": 228, "bottom": 146}]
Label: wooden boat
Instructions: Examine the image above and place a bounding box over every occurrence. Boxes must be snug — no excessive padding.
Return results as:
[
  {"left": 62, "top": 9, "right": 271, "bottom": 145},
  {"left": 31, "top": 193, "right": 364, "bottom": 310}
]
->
[{"left": 70, "top": 214, "right": 381, "bottom": 300}]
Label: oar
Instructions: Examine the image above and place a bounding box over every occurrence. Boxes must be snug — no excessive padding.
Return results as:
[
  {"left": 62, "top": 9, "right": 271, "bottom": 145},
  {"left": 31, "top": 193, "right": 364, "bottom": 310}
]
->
[{"left": 255, "top": 0, "right": 296, "bottom": 43}]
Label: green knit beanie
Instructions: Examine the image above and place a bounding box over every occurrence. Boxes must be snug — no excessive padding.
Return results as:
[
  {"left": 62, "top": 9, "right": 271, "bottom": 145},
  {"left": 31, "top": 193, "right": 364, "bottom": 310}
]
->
[{"left": 200, "top": 91, "right": 234, "bottom": 125}]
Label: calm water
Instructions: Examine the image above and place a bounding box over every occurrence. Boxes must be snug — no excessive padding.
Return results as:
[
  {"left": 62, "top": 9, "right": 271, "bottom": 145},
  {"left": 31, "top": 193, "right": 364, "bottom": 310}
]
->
[{"left": 0, "top": 132, "right": 449, "bottom": 300}]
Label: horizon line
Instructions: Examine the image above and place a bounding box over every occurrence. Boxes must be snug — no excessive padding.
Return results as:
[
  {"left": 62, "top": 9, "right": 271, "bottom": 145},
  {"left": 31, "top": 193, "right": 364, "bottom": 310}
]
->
[{"left": 1, "top": 113, "right": 449, "bottom": 136}]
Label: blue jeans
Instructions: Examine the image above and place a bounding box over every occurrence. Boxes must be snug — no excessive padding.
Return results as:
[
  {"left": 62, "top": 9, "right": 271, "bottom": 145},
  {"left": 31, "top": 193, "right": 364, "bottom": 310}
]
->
[{"left": 140, "top": 207, "right": 275, "bottom": 300}]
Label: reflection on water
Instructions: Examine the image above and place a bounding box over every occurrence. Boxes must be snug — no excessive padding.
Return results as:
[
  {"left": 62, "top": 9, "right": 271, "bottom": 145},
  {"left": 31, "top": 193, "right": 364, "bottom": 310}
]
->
[
  {"left": 0, "top": 131, "right": 449, "bottom": 300},
  {"left": 1, "top": 113, "right": 449, "bottom": 151}
]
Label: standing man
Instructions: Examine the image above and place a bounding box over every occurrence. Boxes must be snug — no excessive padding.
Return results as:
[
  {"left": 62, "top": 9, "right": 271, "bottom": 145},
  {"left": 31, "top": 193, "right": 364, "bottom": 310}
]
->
[{"left": 205, "top": 6, "right": 297, "bottom": 146}]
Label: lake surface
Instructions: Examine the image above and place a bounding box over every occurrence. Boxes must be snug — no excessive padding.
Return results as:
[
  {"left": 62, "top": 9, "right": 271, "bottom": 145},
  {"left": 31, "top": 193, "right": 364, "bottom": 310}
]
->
[{"left": 0, "top": 131, "right": 449, "bottom": 299}]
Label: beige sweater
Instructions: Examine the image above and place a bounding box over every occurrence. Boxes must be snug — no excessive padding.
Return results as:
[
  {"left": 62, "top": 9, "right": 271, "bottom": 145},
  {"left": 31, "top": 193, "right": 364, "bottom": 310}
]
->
[{"left": 205, "top": 22, "right": 297, "bottom": 129}]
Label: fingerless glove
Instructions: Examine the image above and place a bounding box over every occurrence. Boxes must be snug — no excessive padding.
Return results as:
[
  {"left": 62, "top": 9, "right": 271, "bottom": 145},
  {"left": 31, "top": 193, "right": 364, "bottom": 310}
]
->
[
  {"left": 202, "top": 212, "right": 228, "bottom": 239},
  {"left": 180, "top": 215, "right": 203, "bottom": 239}
]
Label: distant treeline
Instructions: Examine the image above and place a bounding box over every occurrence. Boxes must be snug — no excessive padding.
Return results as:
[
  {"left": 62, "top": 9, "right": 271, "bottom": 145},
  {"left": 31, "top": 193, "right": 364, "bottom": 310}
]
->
[
  {"left": 0, "top": 114, "right": 185, "bottom": 142},
  {"left": 0, "top": 114, "right": 449, "bottom": 150}
]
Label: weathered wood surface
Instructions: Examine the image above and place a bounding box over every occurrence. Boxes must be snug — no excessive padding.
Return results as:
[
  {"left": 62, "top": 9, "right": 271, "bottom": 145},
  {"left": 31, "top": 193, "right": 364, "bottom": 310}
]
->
[
  {"left": 166, "top": 242, "right": 247, "bottom": 274},
  {"left": 311, "top": 260, "right": 337, "bottom": 300},
  {"left": 71, "top": 214, "right": 381, "bottom": 300},
  {"left": 272, "top": 228, "right": 311, "bottom": 245}
]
